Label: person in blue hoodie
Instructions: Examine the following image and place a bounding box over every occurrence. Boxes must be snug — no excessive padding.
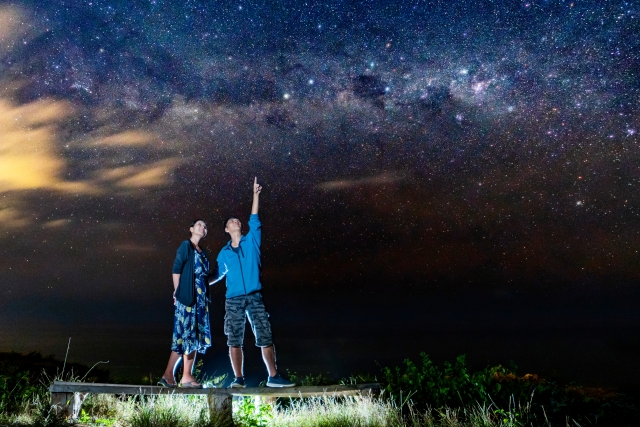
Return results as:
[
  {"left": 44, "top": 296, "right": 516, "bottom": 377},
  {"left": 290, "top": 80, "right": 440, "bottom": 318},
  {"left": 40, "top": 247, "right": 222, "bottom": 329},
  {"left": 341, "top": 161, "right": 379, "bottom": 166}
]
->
[{"left": 210, "top": 177, "right": 295, "bottom": 388}]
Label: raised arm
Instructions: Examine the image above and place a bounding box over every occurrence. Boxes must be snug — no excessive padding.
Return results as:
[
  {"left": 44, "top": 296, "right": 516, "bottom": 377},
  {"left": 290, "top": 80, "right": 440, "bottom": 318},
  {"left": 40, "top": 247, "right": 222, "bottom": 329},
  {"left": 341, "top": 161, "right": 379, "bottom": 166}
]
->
[{"left": 251, "top": 176, "right": 262, "bottom": 214}]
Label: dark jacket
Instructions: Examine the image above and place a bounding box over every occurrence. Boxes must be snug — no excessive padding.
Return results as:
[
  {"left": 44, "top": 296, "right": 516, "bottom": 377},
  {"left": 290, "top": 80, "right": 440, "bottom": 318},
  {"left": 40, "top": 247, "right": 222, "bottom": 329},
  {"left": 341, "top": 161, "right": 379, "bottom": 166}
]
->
[{"left": 172, "top": 240, "right": 209, "bottom": 306}]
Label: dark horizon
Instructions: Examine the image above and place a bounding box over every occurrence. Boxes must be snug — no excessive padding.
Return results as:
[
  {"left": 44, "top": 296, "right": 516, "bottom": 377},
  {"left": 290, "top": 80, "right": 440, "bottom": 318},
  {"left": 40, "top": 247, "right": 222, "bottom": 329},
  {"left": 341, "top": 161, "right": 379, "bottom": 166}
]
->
[{"left": 0, "top": 0, "right": 639, "bottom": 391}]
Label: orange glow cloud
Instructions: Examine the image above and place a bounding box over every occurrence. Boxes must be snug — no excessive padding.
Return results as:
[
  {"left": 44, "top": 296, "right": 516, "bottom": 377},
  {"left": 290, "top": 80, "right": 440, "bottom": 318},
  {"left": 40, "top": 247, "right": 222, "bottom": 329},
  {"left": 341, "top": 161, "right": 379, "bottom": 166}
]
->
[
  {"left": 0, "top": 97, "right": 183, "bottom": 196},
  {"left": 0, "top": 5, "right": 29, "bottom": 55},
  {"left": 95, "top": 158, "right": 183, "bottom": 189},
  {"left": 90, "top": 130, "right": 160, "bottom": 147},
  {"left": 316, "top": 171, "right": 403, "bottom": 190},
  {"left": 0, "top": 207, "right": 29, "bottom": 228},
  {"left": 0, "top": 98, "right": 93, "bottom": 193}
]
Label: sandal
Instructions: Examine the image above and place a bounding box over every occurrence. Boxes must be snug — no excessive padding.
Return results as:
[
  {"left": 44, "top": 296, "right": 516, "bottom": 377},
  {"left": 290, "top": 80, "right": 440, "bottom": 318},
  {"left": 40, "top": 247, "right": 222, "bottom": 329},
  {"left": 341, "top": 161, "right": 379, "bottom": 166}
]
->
[
  {"left": 179, "top": 381, "right": 202, "bottom": 389},
  {"left": 157, "top": 377, "right": 177, "bottom": 388}
]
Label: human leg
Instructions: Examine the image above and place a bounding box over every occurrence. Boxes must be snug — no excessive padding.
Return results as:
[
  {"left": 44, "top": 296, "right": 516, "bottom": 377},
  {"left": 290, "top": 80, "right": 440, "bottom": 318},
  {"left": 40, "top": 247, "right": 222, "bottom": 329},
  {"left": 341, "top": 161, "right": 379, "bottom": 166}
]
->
[
  {"left": 245, "top": 294, "right": 293, "bottom": 386},
  {"left": 225, "top": 296, "right": 248, "bottom": 384},
  {"left": 179, "top": 351, "right": 200, "bottom": 386},
  {"left": 229, "top": 346, "right": 244, "bottom": 378},
  {"left": 164, "top": 298, "right": 186, "bottom": 387},
  {"left": 160, "top": 351, "right": 180, "bottom": 386},
  {"left": 263, "top": 345, "right": 295, "bottom": 387},
  {"left": 170, "top": 299, "right": 201, "bottom": 386},
  {"left": 260, "top": 345, "right": 277, "bottom": 377}
]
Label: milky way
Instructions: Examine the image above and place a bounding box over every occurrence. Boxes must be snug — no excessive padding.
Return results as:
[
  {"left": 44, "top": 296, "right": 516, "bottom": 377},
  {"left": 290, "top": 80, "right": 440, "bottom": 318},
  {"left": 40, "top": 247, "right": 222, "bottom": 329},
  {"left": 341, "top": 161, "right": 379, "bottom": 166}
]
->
[{"left": 0, "top": 1, "right": 639, "bottom": 388}]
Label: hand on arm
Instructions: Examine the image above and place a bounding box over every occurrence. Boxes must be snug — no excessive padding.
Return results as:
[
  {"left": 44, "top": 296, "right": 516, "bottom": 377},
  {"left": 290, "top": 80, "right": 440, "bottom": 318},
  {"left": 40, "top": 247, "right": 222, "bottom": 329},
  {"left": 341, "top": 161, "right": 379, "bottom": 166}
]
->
[
  {"left": 208, "top": 262, "right": 226, "bottom": 285},
  {"left": 172, "top": 273, "right": 180, "bottom": 305},
  {"left": 251, "top": 176, "right": 262, "bottom": 214}
]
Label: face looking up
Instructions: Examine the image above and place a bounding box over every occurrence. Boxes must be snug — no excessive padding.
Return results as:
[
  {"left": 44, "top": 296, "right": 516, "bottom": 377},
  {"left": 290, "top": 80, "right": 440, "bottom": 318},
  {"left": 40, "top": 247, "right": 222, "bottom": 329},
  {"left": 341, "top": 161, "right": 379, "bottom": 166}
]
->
[
  {"left": 191, "top": 220, "right": 208, "bottom": 238},
  {"left": 225, "top": 218, "right": 241, "bottom": 234}
]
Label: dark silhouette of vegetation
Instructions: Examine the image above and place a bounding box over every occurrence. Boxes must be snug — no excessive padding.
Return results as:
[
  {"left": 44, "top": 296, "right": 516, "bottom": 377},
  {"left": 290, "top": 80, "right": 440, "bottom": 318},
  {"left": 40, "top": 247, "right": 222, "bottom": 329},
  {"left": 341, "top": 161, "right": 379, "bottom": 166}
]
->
[
  {"left": 0, "top": 351, "right": 110, "bottom": 384},
  {"left": 0, "top": 351, "right": 110, "bottom": 425},
  {"left": 380, "top": 353, "right": 639, "bottom": 426},
  {"left": 1, "top": 350, "right": 639, "bottom": 426}
]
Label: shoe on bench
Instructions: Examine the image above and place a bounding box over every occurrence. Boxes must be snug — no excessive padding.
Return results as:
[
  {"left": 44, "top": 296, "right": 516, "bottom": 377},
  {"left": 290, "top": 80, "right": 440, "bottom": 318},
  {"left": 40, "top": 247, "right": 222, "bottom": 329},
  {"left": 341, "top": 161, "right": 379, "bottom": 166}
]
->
[
  {"left": 266, "top": 373, "right": 295, "bottom": 388},
  {"left": 229, "top": 377, "right": 246, "bottom": 388}
]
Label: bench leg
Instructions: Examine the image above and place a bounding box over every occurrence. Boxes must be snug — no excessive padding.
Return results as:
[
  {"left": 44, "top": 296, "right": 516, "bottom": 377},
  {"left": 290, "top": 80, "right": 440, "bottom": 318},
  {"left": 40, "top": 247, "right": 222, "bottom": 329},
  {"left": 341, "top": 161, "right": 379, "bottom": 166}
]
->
[
  {"left": 50, "top": 392, "right": 87, "bottom": 419},
  {"left": 72, "top": 392, "right": 88, "bottom": 419},
  {"left": 207, "top": 394, "right": 233, "bottom": 426},
  {"left": 51, "top": 392, "right": 73, "bottom": 417}
]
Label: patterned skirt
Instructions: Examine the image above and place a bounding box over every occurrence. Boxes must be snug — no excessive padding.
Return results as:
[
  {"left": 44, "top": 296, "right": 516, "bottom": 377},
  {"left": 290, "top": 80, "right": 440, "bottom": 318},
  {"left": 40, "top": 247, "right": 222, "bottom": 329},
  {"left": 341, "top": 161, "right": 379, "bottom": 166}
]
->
[
  {"left": 171, "top": 297, "right": 212, "bottom": 355},
  {"left": 171, "top": 250, "right": 212, "bottom": 354}
]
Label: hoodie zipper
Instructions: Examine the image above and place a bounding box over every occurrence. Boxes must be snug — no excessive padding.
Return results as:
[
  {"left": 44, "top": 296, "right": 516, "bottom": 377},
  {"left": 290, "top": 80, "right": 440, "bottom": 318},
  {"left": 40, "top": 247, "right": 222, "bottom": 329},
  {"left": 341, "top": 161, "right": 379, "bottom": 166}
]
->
[{"left": 235, "top": 244, "right": 247, "bottom": 295}]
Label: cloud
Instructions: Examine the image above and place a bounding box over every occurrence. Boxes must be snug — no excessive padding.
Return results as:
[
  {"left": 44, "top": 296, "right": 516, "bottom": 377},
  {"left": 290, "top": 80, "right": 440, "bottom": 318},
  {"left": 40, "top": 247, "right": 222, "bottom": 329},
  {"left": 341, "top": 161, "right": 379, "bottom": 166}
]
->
[
  {"left": 0, "top": 5, "right": 31, "bottom": 56},
  {"left": 0, "top": 95, "right": 185, "bottom": 196},
  {"left": 95, "top": 158, "right": 183, "bottom": 188},
  {"left": 0, "top": 98, "right": 95, "bottom": 193},
  {"left": 114, "top": 244, "right": 158, "bottom": 253},
  {"left": 316, "top": 172, "right": 403, "bottom": 190},
  {"left": 0, "top": 207, "right": 29, "bottom": 228},
  {"left": 43, "top": 219, "right": 70, "bottom": 228},
  {"left": 89, "top": 130, "right": 160, "bottom": 147},
  {"left": 0, "top": 93, "right": 184, "bottom": 232}
]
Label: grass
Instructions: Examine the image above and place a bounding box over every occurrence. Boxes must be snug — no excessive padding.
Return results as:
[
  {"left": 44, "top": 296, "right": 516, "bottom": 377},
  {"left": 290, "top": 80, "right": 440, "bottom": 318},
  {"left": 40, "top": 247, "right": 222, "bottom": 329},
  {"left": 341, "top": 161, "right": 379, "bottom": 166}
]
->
[
  {"left": 1, "top": 351, "right": 638, "bottom": 426},
  {"left": 1, "top": 374, "right": 546, "bottom": 427},
  {"left": 36, "top": 392, "right": 548, "bottom": 427}
]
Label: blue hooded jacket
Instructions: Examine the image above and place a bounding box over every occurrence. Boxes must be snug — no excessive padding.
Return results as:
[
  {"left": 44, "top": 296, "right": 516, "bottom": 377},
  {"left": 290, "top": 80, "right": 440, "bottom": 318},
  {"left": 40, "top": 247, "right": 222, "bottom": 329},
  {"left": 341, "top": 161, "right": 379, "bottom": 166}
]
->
[{"left": 212, "top": 214, "right": 262, "bottom": 298}]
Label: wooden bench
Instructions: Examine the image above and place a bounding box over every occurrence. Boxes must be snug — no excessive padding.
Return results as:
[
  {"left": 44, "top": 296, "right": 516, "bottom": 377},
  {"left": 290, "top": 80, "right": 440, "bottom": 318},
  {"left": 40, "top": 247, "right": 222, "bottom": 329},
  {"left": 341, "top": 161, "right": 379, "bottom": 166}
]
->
[{"left": 50, "top": 380, "right": 381, "bottom": 423}]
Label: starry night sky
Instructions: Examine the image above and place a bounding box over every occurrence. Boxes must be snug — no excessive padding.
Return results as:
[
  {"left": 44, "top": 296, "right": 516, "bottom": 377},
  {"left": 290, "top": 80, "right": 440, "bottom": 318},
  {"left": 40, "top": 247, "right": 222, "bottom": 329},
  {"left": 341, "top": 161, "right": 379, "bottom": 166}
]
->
[{"left": 0, "top": 0, "right": 639, "bottom": 389}]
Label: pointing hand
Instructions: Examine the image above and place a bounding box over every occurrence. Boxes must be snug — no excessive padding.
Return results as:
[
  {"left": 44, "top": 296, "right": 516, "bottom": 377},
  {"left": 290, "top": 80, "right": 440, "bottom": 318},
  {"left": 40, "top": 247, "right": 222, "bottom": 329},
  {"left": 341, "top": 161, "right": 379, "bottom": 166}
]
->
[{"left": 253, "top": 176, "right": 262, "bottom": 195}]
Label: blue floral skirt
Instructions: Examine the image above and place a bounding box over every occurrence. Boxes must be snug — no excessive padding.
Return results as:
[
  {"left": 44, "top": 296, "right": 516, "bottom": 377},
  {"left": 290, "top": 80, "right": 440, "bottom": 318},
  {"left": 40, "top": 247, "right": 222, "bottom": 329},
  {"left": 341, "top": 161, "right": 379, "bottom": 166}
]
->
[
  {"left": 171, "top": 298, "right": 211, "bottom": 355},
  {"left": 171, "top": 251, "right": 212, "bottom": 354}
]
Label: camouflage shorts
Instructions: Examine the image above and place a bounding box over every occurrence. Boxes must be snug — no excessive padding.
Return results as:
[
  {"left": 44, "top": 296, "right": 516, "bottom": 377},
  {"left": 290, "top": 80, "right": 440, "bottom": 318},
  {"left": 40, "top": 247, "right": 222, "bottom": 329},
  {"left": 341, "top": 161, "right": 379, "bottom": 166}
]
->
[{"left": 224, "top": 292, "right": 273, "bottom": 347}]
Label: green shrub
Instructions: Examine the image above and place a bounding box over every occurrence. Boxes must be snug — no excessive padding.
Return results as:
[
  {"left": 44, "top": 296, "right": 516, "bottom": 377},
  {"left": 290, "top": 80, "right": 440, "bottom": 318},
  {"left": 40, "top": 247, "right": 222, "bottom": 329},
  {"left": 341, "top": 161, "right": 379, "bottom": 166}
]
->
[
  {"left": 234, "top": 396, "right": 274, "bottom": 427},
  {"left": 286, "top": 370, "right": 336, "bottom": 387},
  {"left": 380, "top": 353, "right": 639, "bottom": 426}
]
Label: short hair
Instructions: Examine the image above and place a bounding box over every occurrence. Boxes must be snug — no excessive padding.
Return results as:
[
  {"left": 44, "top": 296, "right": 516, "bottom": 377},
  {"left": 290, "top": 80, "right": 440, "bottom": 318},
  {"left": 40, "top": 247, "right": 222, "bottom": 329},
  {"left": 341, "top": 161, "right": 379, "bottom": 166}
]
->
[{"left": 223, "top": 217, "right": 240, "bottom": 235}]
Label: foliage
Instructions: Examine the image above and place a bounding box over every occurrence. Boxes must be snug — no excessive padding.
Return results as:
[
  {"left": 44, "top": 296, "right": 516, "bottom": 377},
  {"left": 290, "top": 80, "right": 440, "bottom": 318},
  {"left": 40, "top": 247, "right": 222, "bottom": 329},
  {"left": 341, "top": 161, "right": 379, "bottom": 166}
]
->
[
  {"left": 286, "top": 369, "right": 336, "bottom": 386},
  {"left": 80, "top": 393, "right": 120, "bottom": 425},
  {"left": 1, "top": 350, "right": 638, "bottom": 426},
  {"left": 0, "top": 351, "right": 110, "bottom": 426},
  {"left": 126, "top": 395, "right": 212, "bottom": 427},
  {"left": 78, "top": 408, "right": 116, "bottom": 426},
  {"left": 234, "top": 396, "right": 274, "bottom": 427},
  {"left": 340, "top": 373, "right": 379, "bottom": 386},
  {"left": 196, "top": 359, "right": 227, "bottom": 389},
  {"left": 380, "top": 352, "right": 639, "bottom": 426},
  {"left": 0, "top": 356, "right": 67, "bottom": 426},
  {"left": 0, "top": 351, "right": 110, "bottom": 384},
  {"left": 0, "top": 368, "right": 40, "bottom": 415},
  {"left": 269, "top": 395, "right": 395, "bottom": 427}
]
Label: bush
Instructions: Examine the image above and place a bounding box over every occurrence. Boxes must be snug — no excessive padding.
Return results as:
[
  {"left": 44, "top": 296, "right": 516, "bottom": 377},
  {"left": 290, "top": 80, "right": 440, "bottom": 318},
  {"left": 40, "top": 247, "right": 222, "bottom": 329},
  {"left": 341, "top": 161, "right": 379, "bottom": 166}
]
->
[{"left": 380, "top": 352, "right": 639, "bottom": 426}]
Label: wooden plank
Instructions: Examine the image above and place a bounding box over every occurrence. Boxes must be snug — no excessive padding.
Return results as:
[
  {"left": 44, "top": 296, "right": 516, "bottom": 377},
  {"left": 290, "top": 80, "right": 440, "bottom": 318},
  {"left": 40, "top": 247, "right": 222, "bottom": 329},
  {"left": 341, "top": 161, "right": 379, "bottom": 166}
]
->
[
  {"left": 50, "top": 381, "right": 227, "bottom": 395},
  {"left": 228, "top": 383, "right": 381, "bottom": 398},
  {"left": 50, "top": 381, "right": 380, "bottom": 422},
  {"left": 50, "top": 381, "right": 380, "bottom": 398}
]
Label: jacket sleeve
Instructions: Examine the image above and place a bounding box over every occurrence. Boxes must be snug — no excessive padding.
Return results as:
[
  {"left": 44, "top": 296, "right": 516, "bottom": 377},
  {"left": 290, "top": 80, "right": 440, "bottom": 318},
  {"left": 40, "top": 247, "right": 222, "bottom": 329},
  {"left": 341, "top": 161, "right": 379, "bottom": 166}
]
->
[
  {"left": 247, "top": 214, "right": 261, "bottom": 248},
  {"left": 172, "top": 241, "right": 189, "bottom": 274},
  {"left": 208, "top": 253, "right": 228, "bottom": 284}
]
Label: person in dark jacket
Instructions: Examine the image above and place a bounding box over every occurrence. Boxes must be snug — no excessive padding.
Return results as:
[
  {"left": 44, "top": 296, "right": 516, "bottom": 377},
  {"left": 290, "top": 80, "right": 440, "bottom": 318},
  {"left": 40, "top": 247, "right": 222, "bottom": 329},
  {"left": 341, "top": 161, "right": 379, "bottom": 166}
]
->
[
  {"left": 210, "top": 177, "right": 295, "bottom": 388},
  {"left": 159, "top": 219, "right": 211, "bottom": 388}
]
